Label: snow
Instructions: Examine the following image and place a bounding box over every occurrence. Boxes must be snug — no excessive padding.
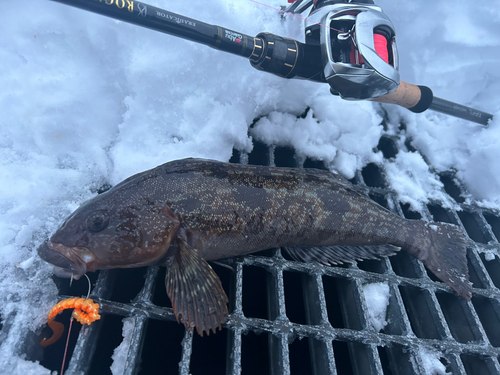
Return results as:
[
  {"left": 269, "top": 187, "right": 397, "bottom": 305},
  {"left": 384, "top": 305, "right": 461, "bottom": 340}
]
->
[
  {"left": 110, "top": 317, "right": 135, "bottom": 375},
  {"left": 0, "top": 0, "right": 499, "bottom": 372},
  {"left": 419, "top": 347, "right": 450, "bottom": 375},
  {"left": 362, "top": 282, "right": 390, "bottom": 332}
]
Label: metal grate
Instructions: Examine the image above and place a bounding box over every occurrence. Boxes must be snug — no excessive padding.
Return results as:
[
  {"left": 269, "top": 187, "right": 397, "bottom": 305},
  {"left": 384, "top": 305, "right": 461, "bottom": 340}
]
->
[{"left": 25, "top": 125, "right": 500, "bottom": 374}]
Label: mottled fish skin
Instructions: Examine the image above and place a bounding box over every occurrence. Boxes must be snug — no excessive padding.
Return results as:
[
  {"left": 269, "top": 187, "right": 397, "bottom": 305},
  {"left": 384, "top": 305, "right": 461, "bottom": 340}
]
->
[{"left": 37, "top": 158, "right": 471, "bottom": 335}]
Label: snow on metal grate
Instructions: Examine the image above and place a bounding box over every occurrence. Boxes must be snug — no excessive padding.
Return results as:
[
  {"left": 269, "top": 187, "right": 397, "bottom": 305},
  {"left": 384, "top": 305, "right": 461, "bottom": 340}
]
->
[{"left": 28, "top": 135, "right": 500, "bottom": 375}]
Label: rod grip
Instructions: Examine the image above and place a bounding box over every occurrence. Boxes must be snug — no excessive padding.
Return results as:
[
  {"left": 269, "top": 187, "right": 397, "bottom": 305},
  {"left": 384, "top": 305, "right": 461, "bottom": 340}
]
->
[{"left": 372, "top": 81, "right": 433, "bottom": 113}]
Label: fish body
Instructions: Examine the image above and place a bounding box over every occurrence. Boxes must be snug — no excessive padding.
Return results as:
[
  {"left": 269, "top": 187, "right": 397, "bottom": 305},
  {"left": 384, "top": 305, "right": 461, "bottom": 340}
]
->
[{"left": 38, "top": 158, "right": 471, "bottom": 334}]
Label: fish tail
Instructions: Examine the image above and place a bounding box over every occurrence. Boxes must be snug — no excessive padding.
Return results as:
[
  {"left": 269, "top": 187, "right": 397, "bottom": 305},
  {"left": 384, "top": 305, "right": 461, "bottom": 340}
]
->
[{"left": 406, "top": 221, "right": 472, "bottom": 300}]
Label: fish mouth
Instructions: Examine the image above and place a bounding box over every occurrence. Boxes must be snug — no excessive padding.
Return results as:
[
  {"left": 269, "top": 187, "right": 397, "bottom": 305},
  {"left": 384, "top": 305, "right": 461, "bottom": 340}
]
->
[{"left": 37, "top": 240, "right": 95, "bottom": 279}]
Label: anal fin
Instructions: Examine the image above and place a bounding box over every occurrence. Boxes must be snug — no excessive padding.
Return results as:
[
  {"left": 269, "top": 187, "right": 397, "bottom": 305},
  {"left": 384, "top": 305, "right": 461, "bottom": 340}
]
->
[
  {"left": 165, "top": 237, "right": 229, "bottom": 336},
  {"left": 284, "top": 244, "right": 400, "bottom": 265}
]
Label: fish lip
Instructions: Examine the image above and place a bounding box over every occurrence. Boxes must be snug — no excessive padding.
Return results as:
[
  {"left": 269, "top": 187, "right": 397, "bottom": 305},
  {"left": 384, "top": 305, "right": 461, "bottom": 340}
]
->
[{"left": 37, "top": 240, "right": 94, "bottom": 279}]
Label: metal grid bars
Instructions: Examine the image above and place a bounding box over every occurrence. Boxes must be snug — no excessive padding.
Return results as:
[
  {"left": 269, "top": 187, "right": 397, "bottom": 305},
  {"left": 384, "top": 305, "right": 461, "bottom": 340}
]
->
[{"left": 29, "top": 135, "right": 500, "bottom": 375}]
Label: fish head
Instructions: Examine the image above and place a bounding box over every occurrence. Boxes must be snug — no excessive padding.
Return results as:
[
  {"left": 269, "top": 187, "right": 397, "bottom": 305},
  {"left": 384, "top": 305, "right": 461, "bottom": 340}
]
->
[{"left": 37, "top": 192, "right": 180, "bottom": 279}]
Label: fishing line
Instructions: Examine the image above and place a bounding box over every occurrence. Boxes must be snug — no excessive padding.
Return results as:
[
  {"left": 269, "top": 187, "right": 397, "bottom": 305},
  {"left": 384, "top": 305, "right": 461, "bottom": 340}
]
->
[
  {"left": 248, "top": 0, "right": 344, "bottom": 32},
  {"left": 84, "top": 273, "right": 92, "bottom": 299},
  {"left": 60, "top": 317, "right": 74, "bottom": 375},
  {"left": 60, "top": 274, "right": 93, "bottom": 375},
  {"left": 373, "top": 33, "right": 389, "bottom": 63}
]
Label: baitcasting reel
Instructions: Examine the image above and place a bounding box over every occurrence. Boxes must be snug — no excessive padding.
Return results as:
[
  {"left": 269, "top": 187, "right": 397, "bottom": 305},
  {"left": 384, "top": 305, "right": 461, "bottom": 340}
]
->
[{"left": 301, "top": 0, "right": 400, "bottom": 100}]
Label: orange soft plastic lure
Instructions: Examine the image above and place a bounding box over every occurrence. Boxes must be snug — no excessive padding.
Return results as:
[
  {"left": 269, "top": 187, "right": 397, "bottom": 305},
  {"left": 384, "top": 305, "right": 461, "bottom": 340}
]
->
[{"left": 40, "top": 297, "right": 101, "bottom": 347}]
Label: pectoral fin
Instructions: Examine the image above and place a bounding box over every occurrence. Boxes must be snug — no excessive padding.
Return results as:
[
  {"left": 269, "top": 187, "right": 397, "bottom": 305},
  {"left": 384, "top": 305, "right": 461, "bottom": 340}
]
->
[
  {"left": 164, "top": 236, "right": 229, "bottom": 336},
  {"left": 284, "top": 244, "right": 400, "bottom": 265}
]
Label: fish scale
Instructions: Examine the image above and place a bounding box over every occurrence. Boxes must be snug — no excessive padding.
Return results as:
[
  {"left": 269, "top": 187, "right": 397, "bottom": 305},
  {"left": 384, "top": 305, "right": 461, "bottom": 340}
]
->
[{"left": 38, "top": 157, "right": 471, "bottom": 335}]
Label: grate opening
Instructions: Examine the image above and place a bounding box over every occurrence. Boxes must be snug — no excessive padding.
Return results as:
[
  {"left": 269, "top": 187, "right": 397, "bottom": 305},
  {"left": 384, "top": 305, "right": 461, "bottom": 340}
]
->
[
  {"left": 39, "top": 309, "right": 83, "bottom": 373},
  {"left": 361, "top": 163, "right": 387, "bottom": 188},
  {"left": 398, "top": 286, "right": 443, "bottom": 339},
  {"left": 274, "top": 146, "right": 298, "bottom": 167},
  {"left": 300, "top": 272, "right": 324, "bottom": 326},
  {"left": 110, "top": 268, "right": 147, "bottom": 303},
  {"left": 211, "top": 263, "right": 233, "bottom": 311},
  {"left": 151, "top": 267, "right": 171, "bottom": 307},
  {"left": 383, "top": 287, "right": 408, "bottom": 336},
  {"left": 389, "top": 251, "right": 423, "bottom": 279},
  {"left": 425, "top": 267, "right": 442, "bottom": 283},
  {"left": 377, "top": 346, "right": 393, "bottom": 375},
  {"left": 435, "top": 292, "right": 482, "bottom": 344},
  {"left": 303, "top": 157, "right": 328, "bottom": 170},
  {"left": 440, "top": 173, "right": 466, "bottom": 203},
  {"left": 377, "top": 135, "right": 398, "bottom": 159},
  {"left": 307, "top": 338, "right": 332, "bottom": 375},
  {"left": 96, "top": 183, "right": 113, "bottom": 195},
  {"left": 242, "top": 265, "right": 272, "bottom": 320},
  {"left": 323, "top": 276, "right": 347, "bottom": 328},
  {"left": 404, "top": 137, "right": 417, "bottom": 153},
  {"left": 284, "top": 271, "right": 307, "bottom": 325},
  {"left": 457, "top": 211, "right": 491, "bottom": 244},
  {"left": 484, "top": 213, "right": 500, "bottom": 242},
  {"left": 229, "top": 148, "right": 242, "bottom": 164},
  {"left": 337, "top": 278, "right": 366, "bottom": 331},
  {"left": 442, "top": 357, "right": 454, "bottom": 374},
  {"left": 248, "top": 140, "right": 270, "bottom": 166},
  {"left": 400, "top": 203, "right": 422, "bottom": 220},
  {"left": 53, "top": 271, "right": 101, "bottom": 298},
  {"left": 89, "top": 314, "right": 124, "bottom": 374},
  {"left": 378, "top": 344, "right": 412, "bottom": 375},
  {"left": 252, "top": 248, "right": 277, "bottom": 258},
  {"left": 349, "top": 342, "right": 376, "bottom": 375},
  {"left": 480, "top": 253, "right": 500, "bottom": 288},
  {"left": 468, "top": 248, "right": 488, "bottom": 289},
  {"left": 357, "top": 258, "right": 388, "bottom": 274},
  {"left": 427, "top": 204, "right": 458, "bottom": 225},
  {"left": 460, "top": 354, "right": 496, "bottom": 375},
  {"left": 369, "top": 193, "right": 390, "bottom": 210},
  {"left": 471, "top": 297, "right": 500, "bottom": 347},
  {"left": 190, "top": 327, "right": 228, "bottom": 374},
  {"left": 332, "top": 340, "right": 354, "bottom": 374},
  {"left": 138, "top": 320, "right": 185, "bottom": 374},
  {"left": 289, "top": 336, "right": 313, "bottom": 375},
  {"left": 241, "top": 331, "right": 270, "bottom": 375}
]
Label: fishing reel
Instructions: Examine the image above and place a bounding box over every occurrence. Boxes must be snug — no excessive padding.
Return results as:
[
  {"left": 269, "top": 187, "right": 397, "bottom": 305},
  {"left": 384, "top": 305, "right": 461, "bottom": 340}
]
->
[
  {"left": 304, "top": 0, "right": 400, "bottom": 100},
  {"left": 251, "top": 1, "right": 399, "bottom": 100}
]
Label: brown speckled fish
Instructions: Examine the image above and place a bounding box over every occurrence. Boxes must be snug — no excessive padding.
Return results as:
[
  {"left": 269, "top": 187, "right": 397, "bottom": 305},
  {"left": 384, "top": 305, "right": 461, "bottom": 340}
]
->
[{"left": 37, "top": 158, "right": 471, "bottom": 335}]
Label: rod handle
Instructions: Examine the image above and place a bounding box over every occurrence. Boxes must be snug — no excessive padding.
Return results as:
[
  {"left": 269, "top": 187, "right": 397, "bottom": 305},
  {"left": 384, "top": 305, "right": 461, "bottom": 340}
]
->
[
  {"left": 372, "top": 81, "right": 433, "bottom": 113},
  {"left": 373, "top": 81, "right": 492, "bottom": 125}
]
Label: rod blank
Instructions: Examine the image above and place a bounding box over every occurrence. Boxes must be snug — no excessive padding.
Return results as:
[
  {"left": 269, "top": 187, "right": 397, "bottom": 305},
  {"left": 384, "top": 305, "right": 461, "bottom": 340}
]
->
[{"left": 430, "top": 97, "right": 493, "bottom": 126}]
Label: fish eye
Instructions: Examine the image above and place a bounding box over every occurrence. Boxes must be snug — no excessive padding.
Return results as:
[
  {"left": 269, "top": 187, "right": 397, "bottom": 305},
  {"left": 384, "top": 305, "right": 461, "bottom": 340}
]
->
[{"left": 86, "top": 211, "right": 109, "bottom": 233}]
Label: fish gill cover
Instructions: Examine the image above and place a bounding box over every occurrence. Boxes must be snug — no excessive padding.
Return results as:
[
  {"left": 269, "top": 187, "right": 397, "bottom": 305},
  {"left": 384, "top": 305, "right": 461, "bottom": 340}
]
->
[{"left": 0, "top": 0, "right": 500, "bottom": 373}]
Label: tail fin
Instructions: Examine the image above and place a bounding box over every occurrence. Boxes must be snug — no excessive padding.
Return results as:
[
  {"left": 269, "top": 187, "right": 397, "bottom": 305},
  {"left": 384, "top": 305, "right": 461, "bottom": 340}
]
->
[{"left": 408, "top": 222, "right": 472, "bottom": 300}]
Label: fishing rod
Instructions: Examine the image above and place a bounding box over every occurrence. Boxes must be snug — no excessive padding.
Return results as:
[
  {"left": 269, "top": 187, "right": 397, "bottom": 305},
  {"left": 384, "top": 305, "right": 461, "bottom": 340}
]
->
[{"left": 48, "top": 0, "right": 493, "bottom": 126}]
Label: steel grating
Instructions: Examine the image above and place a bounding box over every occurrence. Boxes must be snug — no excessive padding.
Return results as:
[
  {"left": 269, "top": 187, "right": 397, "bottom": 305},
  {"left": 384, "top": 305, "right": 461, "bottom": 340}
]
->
[{"left": 23, "top": 127, "right": 500, "bottom": 374}]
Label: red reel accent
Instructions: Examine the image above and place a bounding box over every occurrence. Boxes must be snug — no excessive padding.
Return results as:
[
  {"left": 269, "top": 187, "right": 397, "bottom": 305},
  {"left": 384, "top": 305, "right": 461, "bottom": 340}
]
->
[
  {"left": 350, "top": 33, "right": 390, "bottom": 65},
  {"left": 373, "top": 33, "right": 389, "bottom": 63}
]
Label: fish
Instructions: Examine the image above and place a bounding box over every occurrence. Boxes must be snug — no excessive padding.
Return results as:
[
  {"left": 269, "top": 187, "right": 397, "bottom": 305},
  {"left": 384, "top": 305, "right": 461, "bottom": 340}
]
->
[{"left": 37, "top": 158, "right": 472, "bottom": 335}]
